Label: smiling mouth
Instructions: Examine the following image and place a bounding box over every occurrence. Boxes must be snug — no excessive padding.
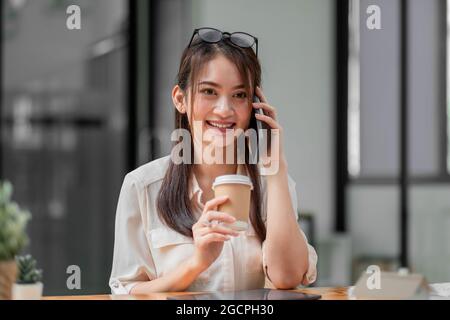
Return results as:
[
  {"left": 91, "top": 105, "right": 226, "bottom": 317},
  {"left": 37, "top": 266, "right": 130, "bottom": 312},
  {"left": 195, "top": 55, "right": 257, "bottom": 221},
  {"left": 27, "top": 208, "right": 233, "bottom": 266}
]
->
[{"left": 205, "top": 120, "right": 236, "bottom": 131}]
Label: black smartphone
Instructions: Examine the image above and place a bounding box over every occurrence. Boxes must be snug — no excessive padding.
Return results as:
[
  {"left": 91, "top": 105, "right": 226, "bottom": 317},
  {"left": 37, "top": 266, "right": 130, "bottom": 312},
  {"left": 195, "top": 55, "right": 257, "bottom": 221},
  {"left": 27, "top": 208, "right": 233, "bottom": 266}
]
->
[{"left": 253, "top": 94, "right": 271, "bottom": 154}]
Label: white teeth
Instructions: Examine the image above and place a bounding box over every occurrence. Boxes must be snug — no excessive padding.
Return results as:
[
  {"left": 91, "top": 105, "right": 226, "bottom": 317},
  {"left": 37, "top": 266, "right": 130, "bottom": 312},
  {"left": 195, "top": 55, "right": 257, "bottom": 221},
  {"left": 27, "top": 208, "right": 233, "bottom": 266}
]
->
[{"left": 207, "top": 121, "right": 234, "bottom": 129}]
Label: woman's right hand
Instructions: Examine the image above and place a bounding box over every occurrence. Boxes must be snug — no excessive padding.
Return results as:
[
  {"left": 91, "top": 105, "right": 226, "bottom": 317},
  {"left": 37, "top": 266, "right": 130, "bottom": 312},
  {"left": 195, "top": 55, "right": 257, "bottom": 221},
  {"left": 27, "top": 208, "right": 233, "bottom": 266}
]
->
[{"left": 191, "top": 195, "right": 239, "bottom": 271}]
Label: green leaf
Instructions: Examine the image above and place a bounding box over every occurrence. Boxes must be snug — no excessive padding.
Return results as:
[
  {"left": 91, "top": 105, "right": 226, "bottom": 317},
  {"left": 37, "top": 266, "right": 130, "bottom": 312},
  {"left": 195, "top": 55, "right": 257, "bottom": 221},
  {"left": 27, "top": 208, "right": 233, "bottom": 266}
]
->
[
  {"left": 16, "top": 254, "right": 43, "bottom": 284},
  {"left": 0, "top": 180, "right": 31, "bottom": 261}
]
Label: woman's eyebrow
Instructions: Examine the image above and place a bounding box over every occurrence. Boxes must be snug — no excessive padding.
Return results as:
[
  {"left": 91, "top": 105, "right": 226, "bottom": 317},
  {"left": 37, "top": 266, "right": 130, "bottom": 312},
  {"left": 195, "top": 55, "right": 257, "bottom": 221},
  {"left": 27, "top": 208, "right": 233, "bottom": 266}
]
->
[{"left": 198, "top": 81, "right": 246, "bottom": 90}]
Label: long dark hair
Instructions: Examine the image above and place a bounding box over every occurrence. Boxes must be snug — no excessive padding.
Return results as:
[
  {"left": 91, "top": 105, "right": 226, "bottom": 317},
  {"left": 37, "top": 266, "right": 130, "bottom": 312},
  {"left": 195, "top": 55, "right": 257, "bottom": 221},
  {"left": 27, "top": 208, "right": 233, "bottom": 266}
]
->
[{"left": 156, "top": 37, "right": 266, "bottom": 242}]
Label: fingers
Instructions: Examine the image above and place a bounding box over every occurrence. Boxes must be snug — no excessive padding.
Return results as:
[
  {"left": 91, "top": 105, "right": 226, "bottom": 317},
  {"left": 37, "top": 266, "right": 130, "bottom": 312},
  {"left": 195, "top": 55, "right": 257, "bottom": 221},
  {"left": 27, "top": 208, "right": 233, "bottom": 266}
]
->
[
  {"left": 197, "top": 224, "right": 239, "bottom": 237},
  {"left": 204, "top": 211, "right": 236, "bottom": 224},
  {"left": 203, "top": 195, "right": 229, "bottom": 213},
  {"left": 193, "top": 210, "right": 239, "bottom": 240},
  {"left": 201, "top": 233, "right": 231, "bottom": 243},
  {"left": 193, "top": 225, "right": 238, "bottom": 247},
  {"left": 195, "top": 211, "right": 236, "bottom": 230},
  {"left": 255, "top": 113, "right": 281, "bottom": 130},
  {"left": 193, "top": 210, "right": 236, "bottom": 231},
  {"left": 255, "top": 86, "right": 268, "bottom": 103},
  {"left": 253, "top": 87, "right": 281, "bottom": 130},
  {"left": 253, "top": 102, "right": 277, "bottom": 119},
  {"left": 197, "top": 196, "right": 232, "bottom": 228}
]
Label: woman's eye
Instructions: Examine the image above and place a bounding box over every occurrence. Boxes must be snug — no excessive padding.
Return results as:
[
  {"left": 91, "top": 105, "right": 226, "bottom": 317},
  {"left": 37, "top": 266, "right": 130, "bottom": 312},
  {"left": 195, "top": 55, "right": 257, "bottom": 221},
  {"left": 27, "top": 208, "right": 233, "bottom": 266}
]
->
[
  {"left": 201, "top": 88, "right": 216, "bottom": 95},
  {"left": 234, "top": 92, "right": 247, "bottom": 99}
]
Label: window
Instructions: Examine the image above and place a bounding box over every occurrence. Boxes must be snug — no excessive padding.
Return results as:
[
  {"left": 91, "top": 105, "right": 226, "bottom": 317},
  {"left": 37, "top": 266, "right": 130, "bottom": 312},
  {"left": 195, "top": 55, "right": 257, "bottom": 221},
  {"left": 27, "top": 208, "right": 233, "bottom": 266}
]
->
[
  {"left": 347, "top": 0, "right": 449, "bottom": 181},
  {"left": 1, "top": 0, "right": 131, "bottom": 294}
]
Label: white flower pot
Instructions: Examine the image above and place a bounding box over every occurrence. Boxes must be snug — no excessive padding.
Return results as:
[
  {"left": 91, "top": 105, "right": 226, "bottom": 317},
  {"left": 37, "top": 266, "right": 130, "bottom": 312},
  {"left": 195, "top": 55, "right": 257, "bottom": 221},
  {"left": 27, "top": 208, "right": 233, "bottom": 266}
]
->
[{"left": 12, "top": 282, "right": 43, "bottom": 300}]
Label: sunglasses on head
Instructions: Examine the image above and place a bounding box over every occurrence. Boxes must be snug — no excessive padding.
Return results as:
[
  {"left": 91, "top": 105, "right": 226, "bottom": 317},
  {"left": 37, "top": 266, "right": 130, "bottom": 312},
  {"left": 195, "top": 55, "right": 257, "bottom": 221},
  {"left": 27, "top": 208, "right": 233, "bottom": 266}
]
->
[{"left": 188, "top": 27, "right": 258, "bottom": 58}]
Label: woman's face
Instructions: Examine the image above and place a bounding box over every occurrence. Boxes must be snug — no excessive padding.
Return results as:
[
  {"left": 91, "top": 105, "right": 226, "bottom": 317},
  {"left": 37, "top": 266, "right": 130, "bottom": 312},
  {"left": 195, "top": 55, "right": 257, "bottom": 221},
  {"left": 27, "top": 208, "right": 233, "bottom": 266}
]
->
[{"left": 187, "top": 54, "right": 252, "bottom": 150}]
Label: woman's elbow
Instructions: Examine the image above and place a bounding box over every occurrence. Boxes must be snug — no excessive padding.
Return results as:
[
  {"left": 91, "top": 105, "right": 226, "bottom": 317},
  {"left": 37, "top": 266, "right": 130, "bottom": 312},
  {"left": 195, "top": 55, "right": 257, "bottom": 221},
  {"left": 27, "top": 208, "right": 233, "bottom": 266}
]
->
[
  {"left": 269, "top": 270, "right": 306, "bottom": 290},
  {"left": 266, "top": 257, "right": 310, "bottom": 289}
]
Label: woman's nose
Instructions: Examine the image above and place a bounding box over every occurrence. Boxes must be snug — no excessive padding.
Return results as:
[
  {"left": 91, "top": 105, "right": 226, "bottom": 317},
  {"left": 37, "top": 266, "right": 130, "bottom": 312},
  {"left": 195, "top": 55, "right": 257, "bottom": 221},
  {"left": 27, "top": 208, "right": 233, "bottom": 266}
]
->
[{"left": 213, "top": 96, "right": 234, "bottom": 116}]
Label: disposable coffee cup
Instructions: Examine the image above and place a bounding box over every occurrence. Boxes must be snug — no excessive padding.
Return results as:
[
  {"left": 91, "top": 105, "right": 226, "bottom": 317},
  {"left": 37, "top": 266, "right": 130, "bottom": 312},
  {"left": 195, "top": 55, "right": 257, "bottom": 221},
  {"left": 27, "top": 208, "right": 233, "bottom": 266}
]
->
[{"left": 212, "top": 174, "right": 253, "bottom": 231}]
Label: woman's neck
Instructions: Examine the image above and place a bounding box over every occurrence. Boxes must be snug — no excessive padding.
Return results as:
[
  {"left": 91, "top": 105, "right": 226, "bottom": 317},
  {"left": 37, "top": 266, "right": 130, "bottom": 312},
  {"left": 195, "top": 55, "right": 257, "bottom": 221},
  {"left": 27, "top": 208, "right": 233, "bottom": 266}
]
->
[
  {"left": 193, "top": 163, "right": 238, "bottom": 183},
  {"left": 194, "top": 163, "right": 236, "bottom": 202},
  {"left": 192, "top": 141, "right": 241, "bottom": 182}
]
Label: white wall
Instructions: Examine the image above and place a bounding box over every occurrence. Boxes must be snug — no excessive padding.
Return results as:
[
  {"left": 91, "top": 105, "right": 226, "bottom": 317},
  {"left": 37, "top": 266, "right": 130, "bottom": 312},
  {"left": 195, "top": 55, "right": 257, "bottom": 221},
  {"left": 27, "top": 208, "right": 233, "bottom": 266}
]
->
[
  {"left": 409, "top": 186, "right": 450, "bottom": 283},
  {"left": 348, "top": 185, "right": 399, "bottom": 258},
  {"left": 348, "top": 185, "right": 450, "bottom": 283}
]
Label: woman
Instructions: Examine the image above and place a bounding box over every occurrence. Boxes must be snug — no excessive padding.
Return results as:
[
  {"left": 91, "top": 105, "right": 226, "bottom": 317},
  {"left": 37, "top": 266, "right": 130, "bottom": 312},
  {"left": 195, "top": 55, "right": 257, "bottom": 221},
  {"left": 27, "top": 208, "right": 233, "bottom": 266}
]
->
[{"left": 109, "top": 28, "right": 317, "bottom": 294}]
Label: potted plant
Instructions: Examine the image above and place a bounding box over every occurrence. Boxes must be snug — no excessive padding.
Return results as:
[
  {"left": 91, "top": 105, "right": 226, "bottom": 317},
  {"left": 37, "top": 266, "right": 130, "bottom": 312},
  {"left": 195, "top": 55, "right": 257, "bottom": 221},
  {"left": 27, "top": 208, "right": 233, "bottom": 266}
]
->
[
  {"left": 0, "top": 181, "right": 30, "bottom": 300},
  {"left": 12, "top": 255, "right": 43, "bottom": 300}
]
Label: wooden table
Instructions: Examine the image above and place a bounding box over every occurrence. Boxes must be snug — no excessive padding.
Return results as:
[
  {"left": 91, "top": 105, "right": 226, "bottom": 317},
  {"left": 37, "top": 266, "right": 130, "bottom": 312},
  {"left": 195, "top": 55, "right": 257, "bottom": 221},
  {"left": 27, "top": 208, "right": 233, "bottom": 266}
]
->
[{"left": 42, "top": 287, "right": 350, "bottom": 300}]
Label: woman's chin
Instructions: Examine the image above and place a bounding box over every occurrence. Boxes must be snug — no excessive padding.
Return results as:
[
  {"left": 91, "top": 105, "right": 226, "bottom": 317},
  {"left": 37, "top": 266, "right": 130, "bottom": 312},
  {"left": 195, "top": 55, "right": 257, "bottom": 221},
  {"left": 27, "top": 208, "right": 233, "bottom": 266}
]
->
[
  {"left": 206, "top": 138, "right": 235, "bottom": 149},
  {"left": 203, "top": 129, "right": 236, "bottom": 147}
]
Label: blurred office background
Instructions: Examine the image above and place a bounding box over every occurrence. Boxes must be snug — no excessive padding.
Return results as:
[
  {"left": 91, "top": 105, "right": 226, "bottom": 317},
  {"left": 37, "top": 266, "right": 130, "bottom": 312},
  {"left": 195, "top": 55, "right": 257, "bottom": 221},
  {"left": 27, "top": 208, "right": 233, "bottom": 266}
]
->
[{"left": 1, "top": 0, "right": 449, "bottom": 295}]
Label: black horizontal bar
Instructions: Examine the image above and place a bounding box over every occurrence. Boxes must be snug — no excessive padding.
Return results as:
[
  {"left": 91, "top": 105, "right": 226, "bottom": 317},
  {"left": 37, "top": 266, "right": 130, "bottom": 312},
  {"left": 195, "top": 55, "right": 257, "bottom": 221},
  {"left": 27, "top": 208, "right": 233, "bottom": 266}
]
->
[{"left": 349, "top": 175, "right": 450, "bottom": 185}]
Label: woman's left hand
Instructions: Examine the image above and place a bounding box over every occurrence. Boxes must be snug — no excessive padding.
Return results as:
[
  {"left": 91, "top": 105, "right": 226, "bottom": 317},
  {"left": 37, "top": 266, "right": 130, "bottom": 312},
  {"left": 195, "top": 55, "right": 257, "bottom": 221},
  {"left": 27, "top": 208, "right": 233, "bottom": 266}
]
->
[{"left": 252, "top": 86, "right": 287, "bottom": 172}]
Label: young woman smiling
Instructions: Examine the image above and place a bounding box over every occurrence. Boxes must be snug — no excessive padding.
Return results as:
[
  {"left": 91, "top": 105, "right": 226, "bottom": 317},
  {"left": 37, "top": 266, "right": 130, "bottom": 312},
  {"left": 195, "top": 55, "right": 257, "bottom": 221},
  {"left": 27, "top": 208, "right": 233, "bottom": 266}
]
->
[{"left": 109, "top": 28, "right": 317, "bottom": 294}]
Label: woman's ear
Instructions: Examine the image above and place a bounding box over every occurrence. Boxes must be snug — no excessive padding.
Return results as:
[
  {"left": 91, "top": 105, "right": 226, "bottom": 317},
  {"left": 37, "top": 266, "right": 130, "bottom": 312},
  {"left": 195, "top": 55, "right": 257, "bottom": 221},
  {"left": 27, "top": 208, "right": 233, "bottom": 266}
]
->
[{"left": 172, "top": 85, "right": 187, "bottom": 114}]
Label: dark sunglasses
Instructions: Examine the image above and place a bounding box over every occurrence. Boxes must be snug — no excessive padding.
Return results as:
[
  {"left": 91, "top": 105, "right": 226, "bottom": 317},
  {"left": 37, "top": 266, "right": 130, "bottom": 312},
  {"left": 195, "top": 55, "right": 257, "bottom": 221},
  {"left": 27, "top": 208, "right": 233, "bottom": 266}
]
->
[{"left": 188, "top": 27, "right": 258, "bottom": 57}]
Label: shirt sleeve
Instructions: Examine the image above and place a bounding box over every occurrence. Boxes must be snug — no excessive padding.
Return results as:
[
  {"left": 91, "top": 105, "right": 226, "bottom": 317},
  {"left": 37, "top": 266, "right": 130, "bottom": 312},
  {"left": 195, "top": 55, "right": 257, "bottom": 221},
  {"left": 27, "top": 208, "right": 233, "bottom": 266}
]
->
[
  {"left": 109, "top": 173, "right": 157, "bottom": 294},
  {"left": 261, "top": 174, "right": 318, "bottom": 287}
]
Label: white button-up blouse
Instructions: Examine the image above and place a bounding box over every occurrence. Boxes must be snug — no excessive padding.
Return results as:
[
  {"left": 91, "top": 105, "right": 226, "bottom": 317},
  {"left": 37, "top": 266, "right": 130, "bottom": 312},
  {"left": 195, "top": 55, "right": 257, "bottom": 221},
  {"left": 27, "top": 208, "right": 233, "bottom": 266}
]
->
[{"left": 109, "top": 155, "right": 318, "bottom": 294}]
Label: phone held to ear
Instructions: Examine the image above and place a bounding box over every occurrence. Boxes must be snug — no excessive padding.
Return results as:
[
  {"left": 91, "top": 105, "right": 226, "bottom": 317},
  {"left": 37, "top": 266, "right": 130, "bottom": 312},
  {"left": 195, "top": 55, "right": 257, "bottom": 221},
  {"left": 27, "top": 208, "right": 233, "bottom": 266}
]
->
[{"left": 253, "top": 94, "right": 272, "bottom": 153}]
